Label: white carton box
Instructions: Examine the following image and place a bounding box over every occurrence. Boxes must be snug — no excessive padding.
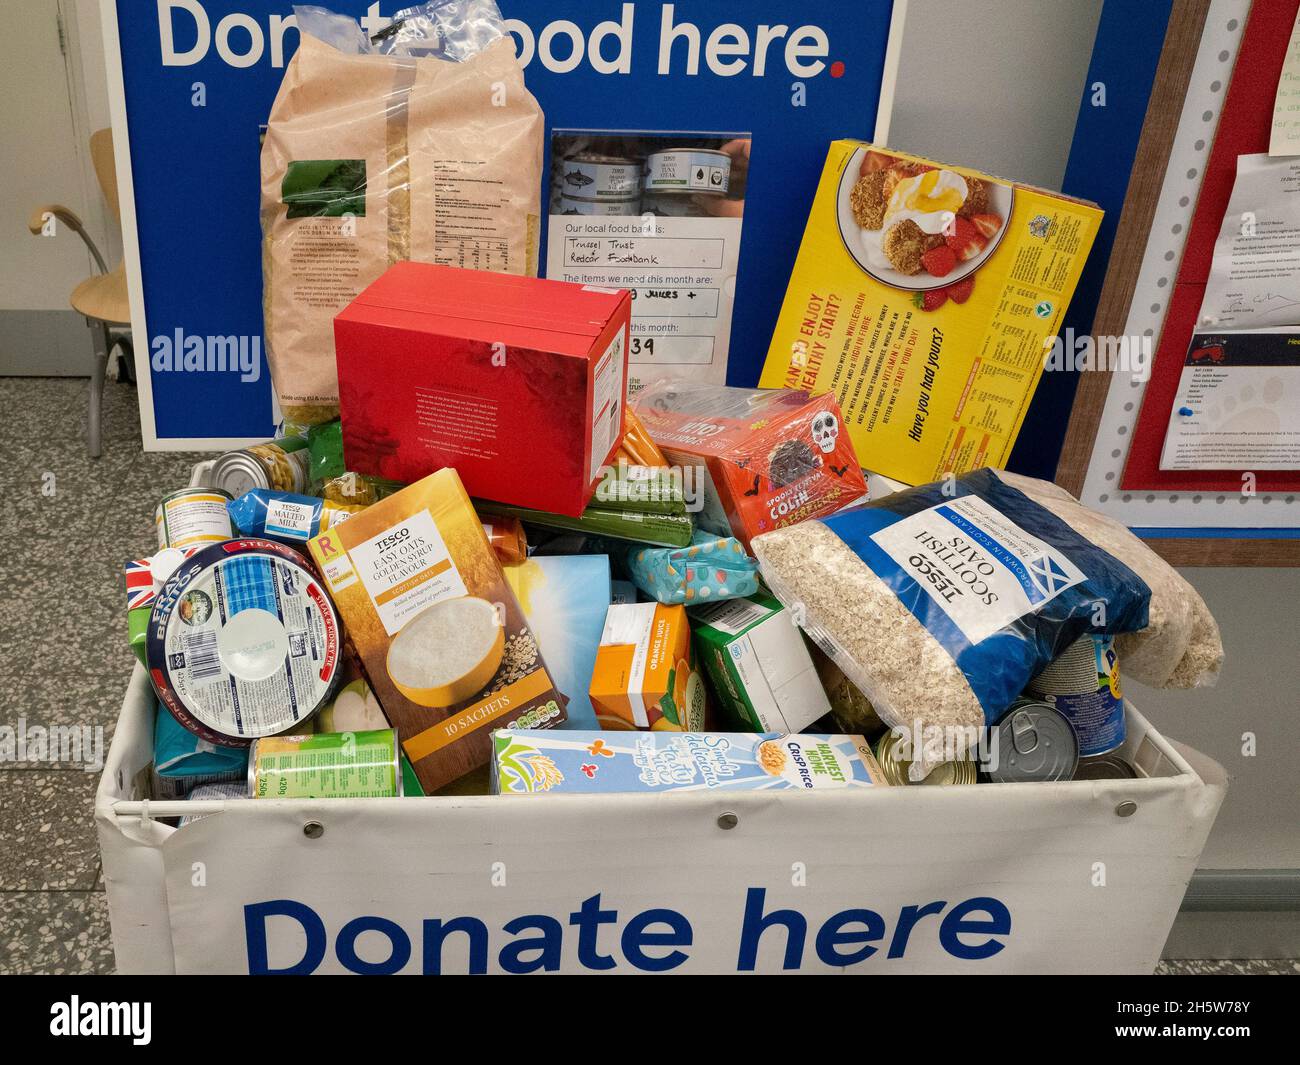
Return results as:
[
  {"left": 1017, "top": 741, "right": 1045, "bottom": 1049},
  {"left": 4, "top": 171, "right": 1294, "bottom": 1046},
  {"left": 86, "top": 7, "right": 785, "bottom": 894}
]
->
[
  {"left": 692, "top": 595, "right": 831, "bottom": 733},
  {"left": 97, "top": 665, "right": 1226, "bottom": 974}
]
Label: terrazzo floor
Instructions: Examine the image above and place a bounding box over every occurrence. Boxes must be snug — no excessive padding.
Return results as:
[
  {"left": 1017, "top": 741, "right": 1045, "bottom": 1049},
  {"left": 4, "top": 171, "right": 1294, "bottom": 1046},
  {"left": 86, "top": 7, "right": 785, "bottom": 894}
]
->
[{"left": 0, "top": 375, "right": 1291, "bottom": 975}]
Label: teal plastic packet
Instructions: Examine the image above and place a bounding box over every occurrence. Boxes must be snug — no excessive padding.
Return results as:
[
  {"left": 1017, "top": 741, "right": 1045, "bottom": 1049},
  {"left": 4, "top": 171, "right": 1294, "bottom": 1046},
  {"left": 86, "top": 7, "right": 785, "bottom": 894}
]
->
[
  {"left": 154, "top": 701, "right": 248, "bottom": 783},
  {"left": 626, "top": 530, "right": 760, "bottom": 605}
]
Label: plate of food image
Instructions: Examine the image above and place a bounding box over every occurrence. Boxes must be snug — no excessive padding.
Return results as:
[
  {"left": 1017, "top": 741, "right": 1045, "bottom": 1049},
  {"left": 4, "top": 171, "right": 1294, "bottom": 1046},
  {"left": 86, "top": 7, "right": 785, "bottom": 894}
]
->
[{"left": 836, "top": 147, "right": 1013, "bottom": 293}]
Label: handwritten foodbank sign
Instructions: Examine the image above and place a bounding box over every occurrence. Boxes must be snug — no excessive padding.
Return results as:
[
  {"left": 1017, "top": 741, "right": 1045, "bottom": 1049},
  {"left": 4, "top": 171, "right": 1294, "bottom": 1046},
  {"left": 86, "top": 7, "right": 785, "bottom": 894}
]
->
[{"left": 110, "top": 0, "right": 895, "bottom": 444}]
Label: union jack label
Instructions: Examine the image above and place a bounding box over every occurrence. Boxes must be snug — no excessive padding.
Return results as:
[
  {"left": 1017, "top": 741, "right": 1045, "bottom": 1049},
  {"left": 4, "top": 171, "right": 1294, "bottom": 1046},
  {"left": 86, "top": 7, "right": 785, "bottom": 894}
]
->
[{"left": 124, "top": 558, "right": 157, "bottom": 611}]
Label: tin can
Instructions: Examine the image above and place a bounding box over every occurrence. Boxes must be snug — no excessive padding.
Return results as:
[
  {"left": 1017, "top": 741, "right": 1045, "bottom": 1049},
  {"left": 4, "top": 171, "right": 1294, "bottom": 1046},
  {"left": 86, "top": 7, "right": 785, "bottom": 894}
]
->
[
  {"left": 249, "top": 728, "right": 403, "bottom": 798},
  {"left": 155, "top": 488, "right": 233, "bottom": 550},
  {"left": 644, "top": 148, "right": 731, "bottom": 195},
  {"left": 874, "top": 729, "right": 979, "bottom": 786},
  {"left": 640, "top": 192, "right": 702, "bottom": 217},
  {"left": 986, "top": 699, "right": 1080, "bottom": 783},
  {"left": 147, "top": 538, "right": 342, "bottom": 747},
  {"left": 1073, "top": 754, "right": 1138, "bottom": 780},
  {"left": 556, "top": 194, "right": 641, "bottom": 217},
  {"left": 1026, "top": 634, "right": 1126, "bottom": 757},
  {"left": 209, "top": 437, "right": 311, "bottom": 500},
  {"left": 559, "top": 154, "right": 642, "bottom": 200}
]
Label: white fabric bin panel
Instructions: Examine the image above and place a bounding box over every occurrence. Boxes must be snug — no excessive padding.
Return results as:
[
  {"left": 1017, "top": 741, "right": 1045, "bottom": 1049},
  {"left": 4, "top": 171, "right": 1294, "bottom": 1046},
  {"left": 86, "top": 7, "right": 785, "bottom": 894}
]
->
[{"left": 97, "top": 665, "right": 1226, "bottom": 974}]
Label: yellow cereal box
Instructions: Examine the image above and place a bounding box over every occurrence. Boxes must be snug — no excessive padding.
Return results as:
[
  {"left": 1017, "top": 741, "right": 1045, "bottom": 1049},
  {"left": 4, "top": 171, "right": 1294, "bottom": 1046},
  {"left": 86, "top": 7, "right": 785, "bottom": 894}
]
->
[{"left": 760, "top": 142, "right": 1103, "bottom": 485}]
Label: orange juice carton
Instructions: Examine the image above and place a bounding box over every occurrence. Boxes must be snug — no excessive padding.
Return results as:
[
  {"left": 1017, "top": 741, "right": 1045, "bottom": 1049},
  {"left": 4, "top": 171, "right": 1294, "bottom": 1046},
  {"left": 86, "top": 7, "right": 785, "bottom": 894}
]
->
[{"left": 589, "top": 602, "right": 709, "bottom": 731}]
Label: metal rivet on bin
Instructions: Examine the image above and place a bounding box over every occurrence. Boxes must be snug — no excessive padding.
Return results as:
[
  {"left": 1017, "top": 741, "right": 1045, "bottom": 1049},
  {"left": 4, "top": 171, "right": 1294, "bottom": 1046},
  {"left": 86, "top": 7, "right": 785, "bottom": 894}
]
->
[
  {"left": 717, "top": 812, "right": 739, "bottom": 831},
  {"left": 1115, "top": 801, "right": 1138, "bottom": 818},
  {"left": 303, "top": 820, "right": 324, "bottom": 839}
]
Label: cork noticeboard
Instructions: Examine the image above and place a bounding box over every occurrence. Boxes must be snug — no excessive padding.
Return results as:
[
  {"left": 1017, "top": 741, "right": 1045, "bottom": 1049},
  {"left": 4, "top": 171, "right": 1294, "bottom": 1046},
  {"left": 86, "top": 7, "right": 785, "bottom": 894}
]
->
[{"left": 1056, "top": 0, "right": 1300, "bottom": 565}]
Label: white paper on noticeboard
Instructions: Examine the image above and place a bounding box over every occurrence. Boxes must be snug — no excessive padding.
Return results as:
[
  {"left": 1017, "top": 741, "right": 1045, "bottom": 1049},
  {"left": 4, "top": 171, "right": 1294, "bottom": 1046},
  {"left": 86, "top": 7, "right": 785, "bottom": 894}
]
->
[
  {"left": 1161, "top": 154, "right": 1300, "bottom": 470},
  {"left": 1270, "top": 9, "right": 1300, "bottom": 156},
  {"left": 1197, "top": 154, "right": 1300, "bottom": 330}
]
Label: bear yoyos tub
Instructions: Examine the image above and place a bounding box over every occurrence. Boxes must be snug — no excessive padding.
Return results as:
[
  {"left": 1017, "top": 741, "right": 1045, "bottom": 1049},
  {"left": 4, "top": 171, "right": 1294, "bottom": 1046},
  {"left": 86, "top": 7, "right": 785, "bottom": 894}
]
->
[{"left": 147, "top": 538, "right": 342, "bottom": 747}]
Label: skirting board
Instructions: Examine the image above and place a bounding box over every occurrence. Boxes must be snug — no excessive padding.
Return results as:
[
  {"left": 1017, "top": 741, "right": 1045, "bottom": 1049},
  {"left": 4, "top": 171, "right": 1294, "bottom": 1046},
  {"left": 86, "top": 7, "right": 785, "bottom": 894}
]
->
[
  {"left": 1163, "top": 869, "right": 1300, "bottom": 960},
  {"left": 0, "top": 309, "right": 94, "bottom": 376}
]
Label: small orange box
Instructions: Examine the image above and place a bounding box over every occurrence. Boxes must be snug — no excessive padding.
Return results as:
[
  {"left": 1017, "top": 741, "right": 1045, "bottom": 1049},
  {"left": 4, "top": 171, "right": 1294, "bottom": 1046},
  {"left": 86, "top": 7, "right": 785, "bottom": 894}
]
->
[{"left": 589, "top": 603, "right": 709, "bottom": 731}]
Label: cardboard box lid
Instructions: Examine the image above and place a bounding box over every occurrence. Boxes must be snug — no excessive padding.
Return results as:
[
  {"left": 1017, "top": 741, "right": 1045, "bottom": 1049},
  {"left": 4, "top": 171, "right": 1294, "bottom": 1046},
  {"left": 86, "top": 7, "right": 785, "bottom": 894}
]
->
[{"left": 337, "top": 262, "right": 628, "bottom": 355}]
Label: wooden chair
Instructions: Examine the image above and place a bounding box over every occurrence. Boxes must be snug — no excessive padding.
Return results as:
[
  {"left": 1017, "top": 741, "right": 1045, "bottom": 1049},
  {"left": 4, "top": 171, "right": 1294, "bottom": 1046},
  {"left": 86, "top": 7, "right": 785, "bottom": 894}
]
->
[{"left": 27, "top": 128, "right": 132, "bottom": 458}]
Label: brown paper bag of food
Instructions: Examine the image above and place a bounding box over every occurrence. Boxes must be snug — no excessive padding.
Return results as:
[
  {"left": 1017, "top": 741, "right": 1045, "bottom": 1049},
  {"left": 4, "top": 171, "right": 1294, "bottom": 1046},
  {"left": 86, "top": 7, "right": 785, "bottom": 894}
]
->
[{"left": 261, "top": 13, "right": 542, "bottom": 425}]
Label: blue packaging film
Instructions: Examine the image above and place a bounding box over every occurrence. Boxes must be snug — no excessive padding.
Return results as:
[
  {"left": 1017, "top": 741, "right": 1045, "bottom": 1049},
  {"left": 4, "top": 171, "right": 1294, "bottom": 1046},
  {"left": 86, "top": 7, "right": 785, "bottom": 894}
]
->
[
  {"left": 153, "top": 700, "right": 249, "bottom": 780},
  {"left": 228, "top": 488, "right": 336, "bottom": 543},
  {"left": 816, "top": 470, "right": 1151, "bottom": 722}
]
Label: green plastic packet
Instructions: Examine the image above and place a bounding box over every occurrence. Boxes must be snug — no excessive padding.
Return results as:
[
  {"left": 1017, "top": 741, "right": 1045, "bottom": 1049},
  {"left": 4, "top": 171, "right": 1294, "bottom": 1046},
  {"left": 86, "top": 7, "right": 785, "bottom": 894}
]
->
[
  {"left": 306, "top": 419, "right": 404, "bottom": 504},
  {"left": 589, "top": 463, "right": 687, "bottom": 516},
  {"left": 476, "top": 499, "right": 694, "bottom": 547},
  {"left": 307, "top": 419, "right": 346, "bottom": 487}
]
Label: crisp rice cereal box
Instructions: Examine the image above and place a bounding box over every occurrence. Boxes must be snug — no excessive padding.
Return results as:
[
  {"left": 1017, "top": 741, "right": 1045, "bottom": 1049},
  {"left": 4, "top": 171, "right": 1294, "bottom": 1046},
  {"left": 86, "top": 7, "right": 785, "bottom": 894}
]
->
[
  {"left": 760, "top": 141, "right": 1102, "bottom": 485},
  {"left": 490, "top": 730, "right": 887, "bottom": 794}
]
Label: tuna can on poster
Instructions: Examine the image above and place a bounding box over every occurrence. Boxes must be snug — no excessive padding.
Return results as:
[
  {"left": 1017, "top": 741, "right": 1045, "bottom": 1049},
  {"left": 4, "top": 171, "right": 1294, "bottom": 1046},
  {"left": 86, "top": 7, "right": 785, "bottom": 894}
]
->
[
  {"left": 644, "top": 148, "right": 731, "bottom": 196},
  {"left": 559, "top": 154, "right": 643, "bottom": 200},
  {"left": 557, "top": 194, "right": 642, "bottom": 217},
  {"left": 147, "top": 539, "right": 342, "bottom": 747}
]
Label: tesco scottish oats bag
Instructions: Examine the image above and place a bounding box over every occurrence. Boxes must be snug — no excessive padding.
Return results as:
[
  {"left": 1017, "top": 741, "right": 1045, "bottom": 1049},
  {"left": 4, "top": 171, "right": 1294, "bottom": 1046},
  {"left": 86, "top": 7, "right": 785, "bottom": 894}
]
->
[
  {"left": 750, "top": 469, "right": 1228, "bottom": 775},
  {"left": 261, "top": 1, "right": 543, "bottom": 424}
]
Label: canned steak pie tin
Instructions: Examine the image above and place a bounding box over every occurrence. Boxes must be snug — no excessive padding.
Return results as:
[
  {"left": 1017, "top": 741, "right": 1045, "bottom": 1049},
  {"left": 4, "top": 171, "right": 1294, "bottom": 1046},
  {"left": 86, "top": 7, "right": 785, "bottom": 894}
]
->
[{"left": 147, "top": 539, "right": 342, "bottom": 746}]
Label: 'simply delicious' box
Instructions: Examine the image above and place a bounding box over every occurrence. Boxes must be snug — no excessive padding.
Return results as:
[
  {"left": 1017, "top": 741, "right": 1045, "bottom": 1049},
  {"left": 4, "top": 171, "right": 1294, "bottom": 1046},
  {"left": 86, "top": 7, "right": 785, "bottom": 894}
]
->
[
  {"left": 335, "top": 262, "right": 631, "bottom": 517},
  {"left": 761, "top": 142, "right": 1102, "bottom": 485},
  {"left": 490, "top": 730, "right": 887, "bottom": 795}
]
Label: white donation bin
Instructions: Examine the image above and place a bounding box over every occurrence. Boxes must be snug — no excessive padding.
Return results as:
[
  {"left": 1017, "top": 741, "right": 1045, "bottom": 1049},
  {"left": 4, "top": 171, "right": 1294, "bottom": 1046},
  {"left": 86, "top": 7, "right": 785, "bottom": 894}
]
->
[{"left": 97, "top": 665, "right": 1226, "bottom": 974}]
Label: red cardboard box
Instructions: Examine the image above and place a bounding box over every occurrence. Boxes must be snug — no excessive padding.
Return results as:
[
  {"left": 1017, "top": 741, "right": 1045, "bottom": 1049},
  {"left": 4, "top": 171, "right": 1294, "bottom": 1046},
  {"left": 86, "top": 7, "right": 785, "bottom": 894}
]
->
[{"left": 335, "top": 262, "right": 631, "bottom": 517}]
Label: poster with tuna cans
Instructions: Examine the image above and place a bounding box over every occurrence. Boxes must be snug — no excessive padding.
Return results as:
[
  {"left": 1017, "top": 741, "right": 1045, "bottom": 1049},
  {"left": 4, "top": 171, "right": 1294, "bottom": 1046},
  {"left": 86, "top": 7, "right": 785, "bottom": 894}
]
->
[{"left": 548, "top": 130, "right": 749, "bottom": 396}]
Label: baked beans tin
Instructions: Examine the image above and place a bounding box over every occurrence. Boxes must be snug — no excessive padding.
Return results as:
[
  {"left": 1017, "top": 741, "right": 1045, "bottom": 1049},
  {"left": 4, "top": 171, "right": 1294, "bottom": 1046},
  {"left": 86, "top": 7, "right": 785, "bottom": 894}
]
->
[
  {"left": 155, "top": 488, "right": 234, "bottom": 550},
  {"left": 1026, "top": 634, "right": 1126, "bottom": 757},
  {"left": 986, "top": 699, "right": 1080, "bottom": 783},
  {"left": 644, "top": 148, "right": 731, "bottom": 195},
  {"left": 209, "top": 437, "right": 311, "bottom": 499},
  {"left": 874, "top": 728, "right": 979, "bottom": 786},
  {"left": 146, "top": 538, "right": 342, "bottom": 747},
  {"left": 249, "top": 727, "right": 402, "bottom": 798},
  {"left": 559, "top": 154, "right": 642, "bottom": 199}
]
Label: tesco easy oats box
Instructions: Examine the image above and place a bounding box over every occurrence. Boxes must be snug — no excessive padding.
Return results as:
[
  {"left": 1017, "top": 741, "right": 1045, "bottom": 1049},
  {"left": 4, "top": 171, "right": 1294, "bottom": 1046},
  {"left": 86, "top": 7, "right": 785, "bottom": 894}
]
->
[
  {"left": 761, "top": 141, "right": 1102, "bottom": 486},
  {"left": 309, "top": 469, "right": 564, "bottom": 794}
]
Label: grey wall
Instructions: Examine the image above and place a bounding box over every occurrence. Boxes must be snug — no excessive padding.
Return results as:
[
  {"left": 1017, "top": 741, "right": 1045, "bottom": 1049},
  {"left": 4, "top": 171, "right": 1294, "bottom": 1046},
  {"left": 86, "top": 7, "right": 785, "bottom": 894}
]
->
[
  {"left": 888, "top": 0, "right": 1104, "bottom": 190},
  {"left": 1129, "top": 568, "right": 1300, "bottom": 870}
]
